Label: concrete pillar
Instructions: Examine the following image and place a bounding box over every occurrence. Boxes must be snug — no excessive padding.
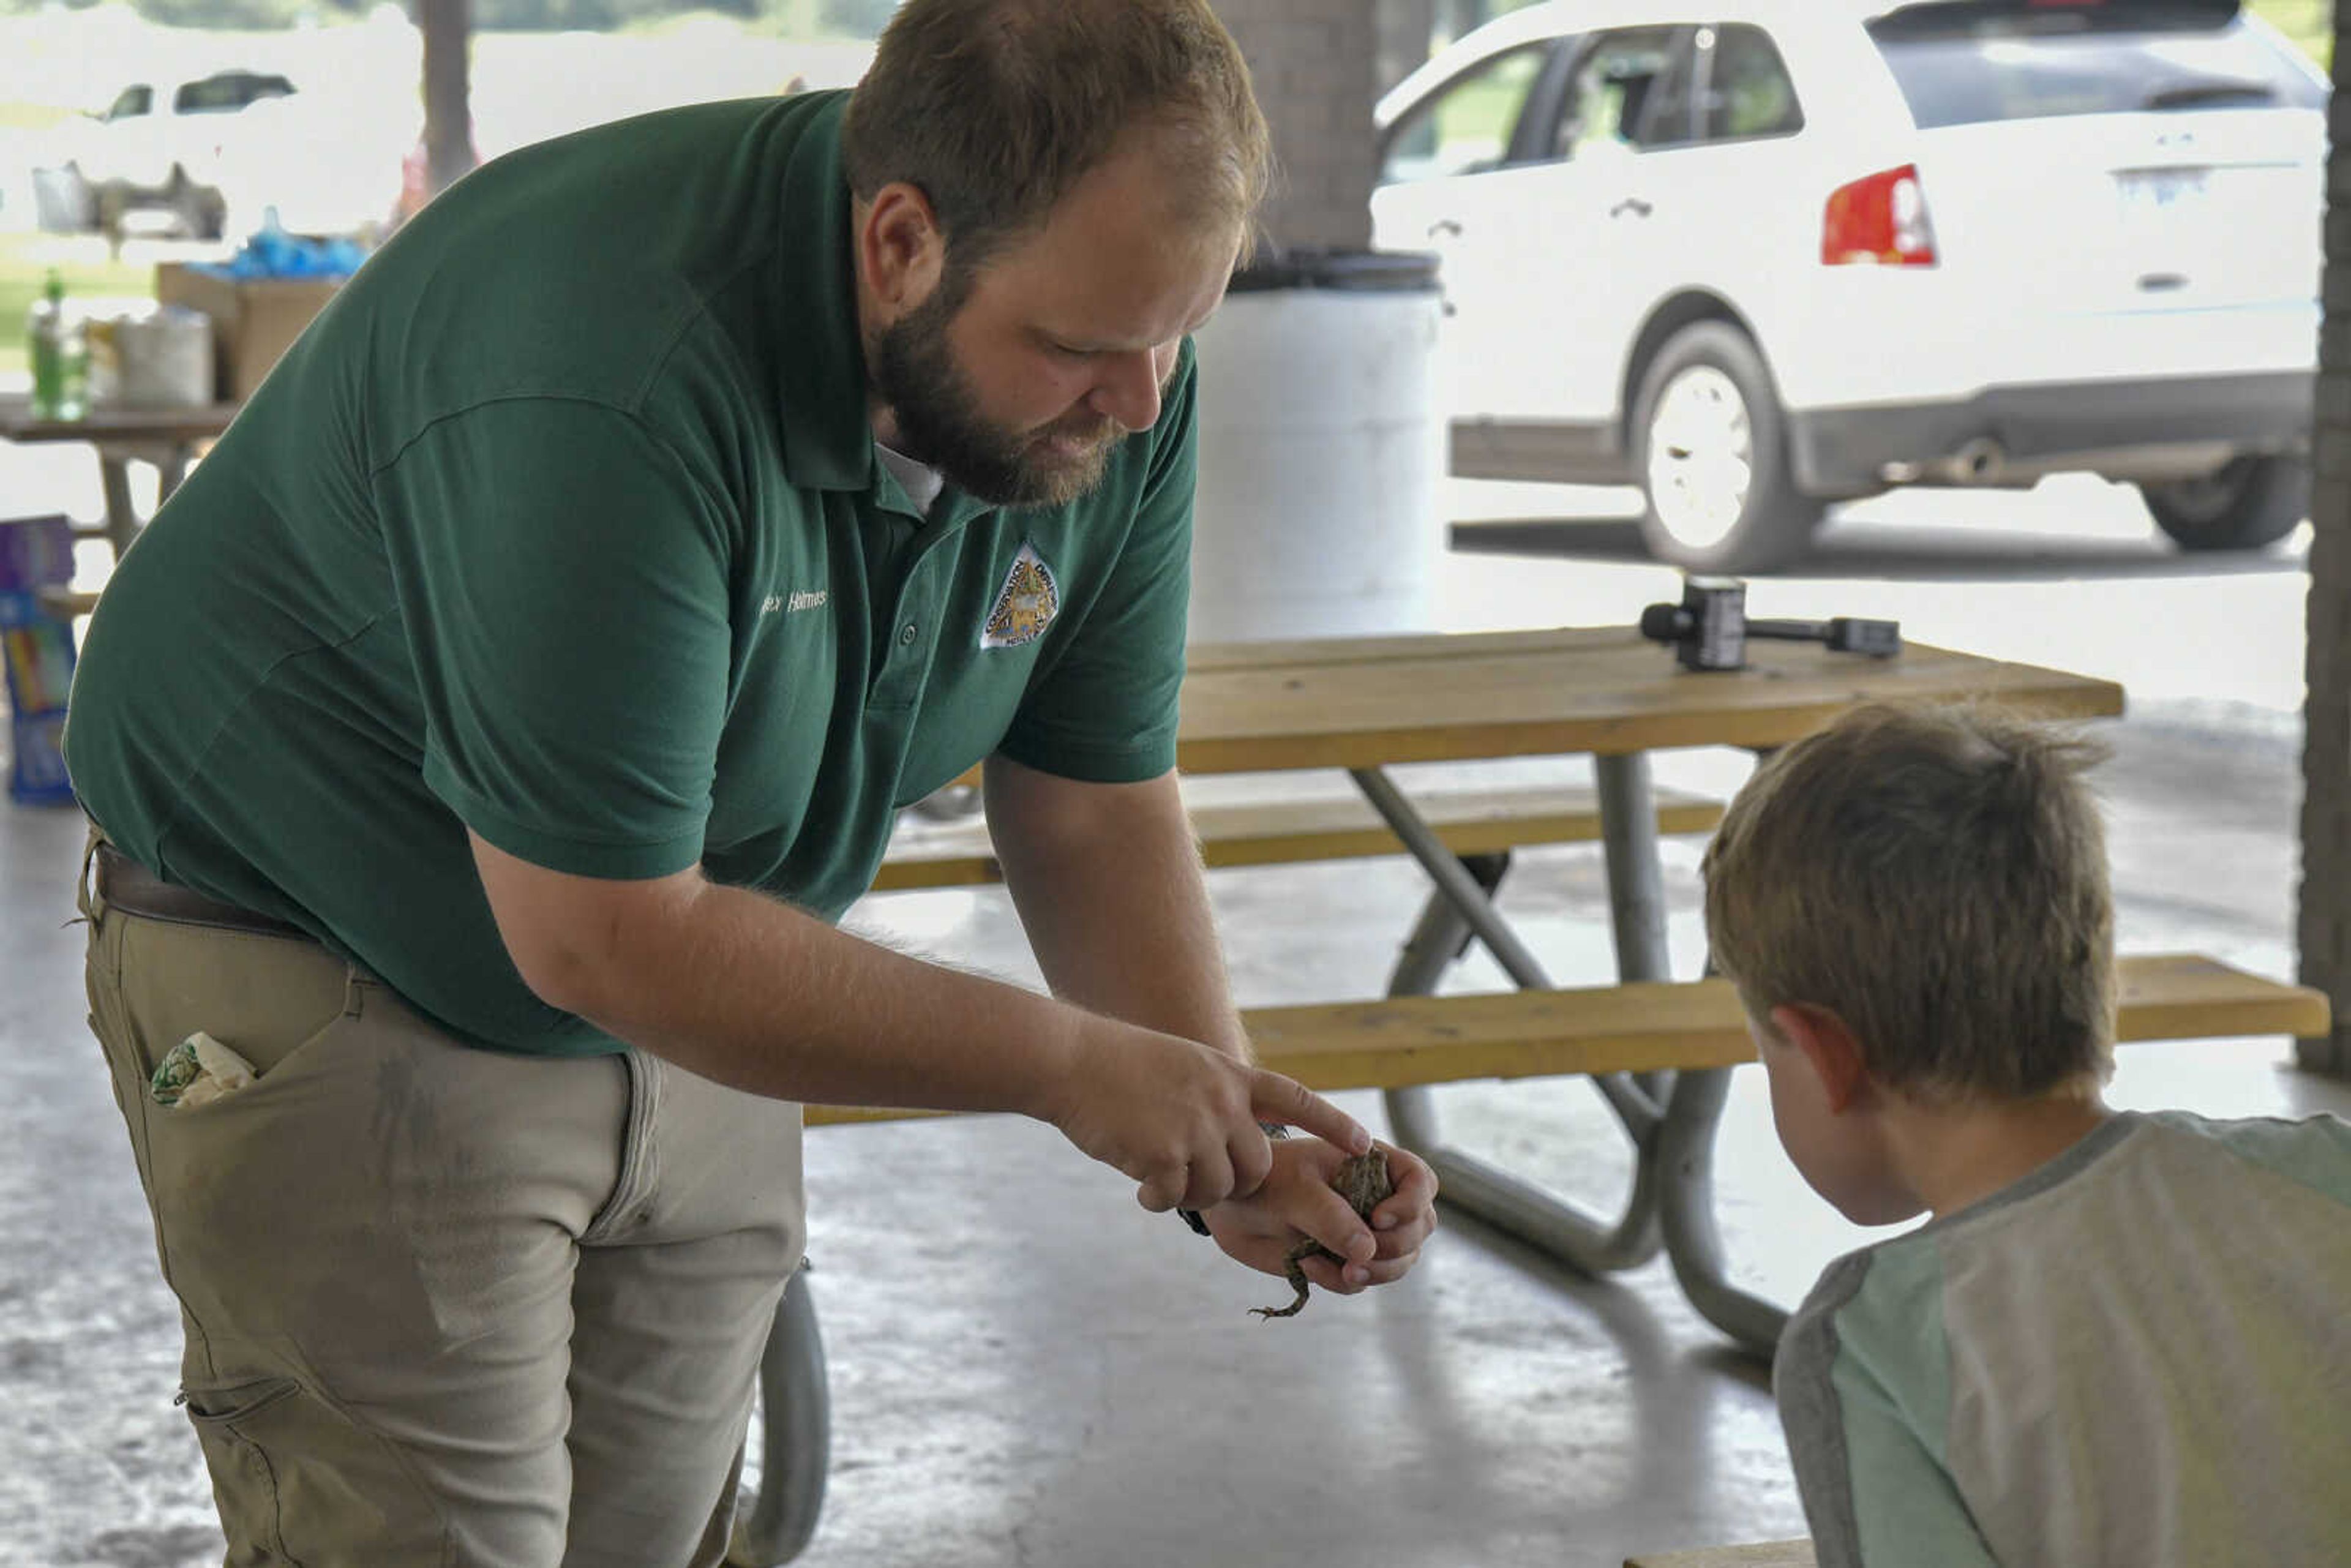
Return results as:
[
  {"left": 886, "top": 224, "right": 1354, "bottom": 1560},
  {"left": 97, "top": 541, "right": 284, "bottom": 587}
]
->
[
  {"left": 1215, "top": 0, "right": 1380, "bottom": 252},
  {"left": 2301, "top": 10, "right": 2351, "bottom": 1076},
  {"left": 1441, "top": 0, "right": 1495, "bottom": 48},
  {"left": 1376, "top": 0, "right": 1438, "bottom": 96},
  {"left": 416, "top": 0, "right": 476, "bottom": 197}
]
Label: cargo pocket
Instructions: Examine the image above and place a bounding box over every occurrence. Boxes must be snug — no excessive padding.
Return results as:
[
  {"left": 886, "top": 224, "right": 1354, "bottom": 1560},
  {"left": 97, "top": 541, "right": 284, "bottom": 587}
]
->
[
  {"left": 181, "top": 1374, "right": 448, "bottom": 1566},
  {"left": 180, "top": 1377, "right": 301, "bottom": 1562}
]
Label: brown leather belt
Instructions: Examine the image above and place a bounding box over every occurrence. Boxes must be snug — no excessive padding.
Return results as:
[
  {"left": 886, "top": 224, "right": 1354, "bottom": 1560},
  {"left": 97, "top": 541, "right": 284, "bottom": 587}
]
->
[{"left": 94, "top": 842, "right": 313, "bottom": 942}]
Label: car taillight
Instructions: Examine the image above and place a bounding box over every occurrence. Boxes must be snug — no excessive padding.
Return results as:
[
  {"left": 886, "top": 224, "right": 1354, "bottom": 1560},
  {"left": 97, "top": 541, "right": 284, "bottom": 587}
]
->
[{"left": 1822, "top": 165, "right": 1937, "bottom": 268}]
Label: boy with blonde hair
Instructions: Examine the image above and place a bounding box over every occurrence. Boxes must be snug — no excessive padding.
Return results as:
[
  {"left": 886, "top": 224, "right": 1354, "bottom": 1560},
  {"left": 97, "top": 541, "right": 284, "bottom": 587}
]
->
[{"left": 1701, "top": 702, "right": 2351, "bottom": 1568}]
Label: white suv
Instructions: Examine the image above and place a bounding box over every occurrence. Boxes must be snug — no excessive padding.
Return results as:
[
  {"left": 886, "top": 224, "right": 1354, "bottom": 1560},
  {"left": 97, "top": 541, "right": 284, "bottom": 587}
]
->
[
  {"left": 67, "top": 69, "right": 296, "bottom": 239},
  {"left": 1371, "top": 0, "right": 2327, "bottom": 571}
]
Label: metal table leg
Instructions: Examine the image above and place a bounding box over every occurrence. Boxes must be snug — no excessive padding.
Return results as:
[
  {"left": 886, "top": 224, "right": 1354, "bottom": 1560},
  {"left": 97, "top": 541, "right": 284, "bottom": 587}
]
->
[
  {"left": 1359, "top": 762, "right": 1666, "bottom": 1275},
  {"left": 732, "top": 1259, "right": 829, "bottom": 1567},
  {"left": 98, "top": 454, "right": 140, "bottom": 562},
  {"left": 1381, "top": 888, "right": 1668, "bottom": 1270},
  {"left": 1367, "top": 754, "right": 1787, "bottom": 1354},
  {"left": 1651, "top": 742, "right": 1796, "bottom": 1357},
  {"left": 1595, "top": 752, "right": 1783, "bottom": 1349},
  {"left": 1595, "top": 752, "right": 1677, "bottom": 1106},
  {"left": 1353, "top": 767, "right": 1660, "bottom": 1128},
  {"left": 94, "top": 440, "right": 195, "bottom": 564},
  {"left": 1654, "top": 1065, "right": 1788, "bottom": 1355}
]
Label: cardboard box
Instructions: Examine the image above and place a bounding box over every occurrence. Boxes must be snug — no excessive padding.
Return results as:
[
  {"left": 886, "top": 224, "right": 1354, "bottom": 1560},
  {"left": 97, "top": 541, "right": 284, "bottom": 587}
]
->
[{"left": 155, "top": 263, "right": 343, "bottom": 402}]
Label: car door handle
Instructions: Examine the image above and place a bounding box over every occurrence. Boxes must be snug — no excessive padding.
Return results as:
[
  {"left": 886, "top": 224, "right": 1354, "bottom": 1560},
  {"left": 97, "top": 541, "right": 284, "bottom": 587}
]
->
[
  {"left": 1427, "top": 219, "right": 1463, "bottom": 239},
  {"left": 1610, "top": 197, "right": 1653, "bottom": 219}
]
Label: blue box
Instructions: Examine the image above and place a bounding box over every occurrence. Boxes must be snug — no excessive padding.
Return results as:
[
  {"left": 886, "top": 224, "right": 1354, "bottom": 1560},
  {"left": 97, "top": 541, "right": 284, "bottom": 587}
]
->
[
  {"left": 5, "top": 705, "right": 71, "bottom": 805},
  {"left": 0, "top": 516, "right": 78, "bottom": 807},
  {"left": 0, "top": 513, "right": 73, "bottom": 591}
]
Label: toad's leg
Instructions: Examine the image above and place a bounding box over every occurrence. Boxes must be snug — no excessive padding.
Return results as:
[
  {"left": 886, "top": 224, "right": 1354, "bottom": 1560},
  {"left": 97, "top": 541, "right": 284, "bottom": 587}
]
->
[{"left": 1250, "top": 1244, "right": 1319, "bottom": 1320}]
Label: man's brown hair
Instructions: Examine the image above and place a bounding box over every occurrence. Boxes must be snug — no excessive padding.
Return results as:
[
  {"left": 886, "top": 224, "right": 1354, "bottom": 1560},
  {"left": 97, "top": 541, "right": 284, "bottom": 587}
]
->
[
  {"left": 1701, "top": 702, "right": 2117, "bottom": 1101},
  {"left": 841, "top": 0, "right": 1270, "bottom": 285}
]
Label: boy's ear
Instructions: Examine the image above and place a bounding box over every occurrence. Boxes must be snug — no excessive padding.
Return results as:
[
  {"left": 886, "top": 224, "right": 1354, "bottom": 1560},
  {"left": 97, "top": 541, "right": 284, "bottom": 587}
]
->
[{"left": 1767, "top": 1002, "right": 1872, "bottom": 1114}]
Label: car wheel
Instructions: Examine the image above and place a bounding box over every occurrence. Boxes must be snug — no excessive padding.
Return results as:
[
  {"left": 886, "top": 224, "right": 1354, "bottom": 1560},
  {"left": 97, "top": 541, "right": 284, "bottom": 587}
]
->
[
  {"left": 1632, "top": 321, "right": 1823, "bottom": 574},
  {"left": 174, "top": 181, "right": 227, "bottom": 242},
  {"left": 2138, "top": 455, "right": 2309, "bottom": 553},
  {"left": 92, "top": 178, "right": 132, "bottom": 239}
]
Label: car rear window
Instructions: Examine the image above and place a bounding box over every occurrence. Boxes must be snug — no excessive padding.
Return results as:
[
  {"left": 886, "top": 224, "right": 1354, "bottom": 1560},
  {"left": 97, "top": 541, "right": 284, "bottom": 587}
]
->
[
  {"left": 173, "top": 73, "right": 295, "bottom": 115},
  {"left": 1868, "top": 3, "right": 2323, "bottom": 129}
]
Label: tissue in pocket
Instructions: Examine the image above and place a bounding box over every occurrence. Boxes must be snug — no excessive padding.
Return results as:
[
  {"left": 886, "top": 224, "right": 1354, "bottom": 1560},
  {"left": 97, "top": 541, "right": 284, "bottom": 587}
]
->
[{"left": 149, "top": 1031, "right": 259, "bottom": 1109}]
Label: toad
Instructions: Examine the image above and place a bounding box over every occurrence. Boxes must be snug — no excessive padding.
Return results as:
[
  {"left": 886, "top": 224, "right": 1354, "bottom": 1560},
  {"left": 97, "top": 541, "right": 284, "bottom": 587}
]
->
[{"left": 1251, "top": 1148, "right": 1394, "bottom": 1320}]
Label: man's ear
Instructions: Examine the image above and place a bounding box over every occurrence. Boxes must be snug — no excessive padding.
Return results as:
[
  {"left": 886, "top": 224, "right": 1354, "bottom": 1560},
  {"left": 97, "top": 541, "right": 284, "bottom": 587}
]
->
[
  {"left": 857, "top": 182, "right": 946, "bottom": 318},
  {"left": 1768, "top": 1002, "right": 1872, "bottom": 1114}
]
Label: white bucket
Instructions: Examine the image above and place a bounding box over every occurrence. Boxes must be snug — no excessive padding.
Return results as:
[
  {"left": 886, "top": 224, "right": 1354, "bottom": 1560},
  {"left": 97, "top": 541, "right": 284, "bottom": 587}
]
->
[
  {"left": 1188, "top": 254, "right": 1444, "bottom": 643},
  {"left": 89, "top": 305, "right": 215, "bottom": 410}
]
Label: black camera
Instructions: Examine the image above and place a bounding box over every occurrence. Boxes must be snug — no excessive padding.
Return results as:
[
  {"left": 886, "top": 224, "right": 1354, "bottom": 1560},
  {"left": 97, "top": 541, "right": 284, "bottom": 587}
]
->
[{"left": 1639, "top": 577, "right": 1901, "bottom": 673}]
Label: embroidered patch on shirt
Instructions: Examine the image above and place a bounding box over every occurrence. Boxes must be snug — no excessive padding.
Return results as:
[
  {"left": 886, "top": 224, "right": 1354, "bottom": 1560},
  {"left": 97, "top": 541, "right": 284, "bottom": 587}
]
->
[{"left": 982, "top": 542, "right": 1059, "bottom": 650}]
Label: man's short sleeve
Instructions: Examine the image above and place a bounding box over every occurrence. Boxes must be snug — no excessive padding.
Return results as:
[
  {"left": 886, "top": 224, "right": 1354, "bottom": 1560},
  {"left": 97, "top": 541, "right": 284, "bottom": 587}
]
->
[
  {"left": 995, "top": 356, "right": 1198, "bottom": 783},
  {"left": 372, "top": 399, "right": 735, "bottom": 879}
]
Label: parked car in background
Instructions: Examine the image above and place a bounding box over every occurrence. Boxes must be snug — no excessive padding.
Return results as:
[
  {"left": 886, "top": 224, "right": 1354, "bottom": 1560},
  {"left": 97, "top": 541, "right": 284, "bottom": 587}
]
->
[
  {"left": 62, "top": 68, "right": 297, "bottom": 239},
  {"left": 1373, "top": 0, "right": 2328, "bottom": 570}
]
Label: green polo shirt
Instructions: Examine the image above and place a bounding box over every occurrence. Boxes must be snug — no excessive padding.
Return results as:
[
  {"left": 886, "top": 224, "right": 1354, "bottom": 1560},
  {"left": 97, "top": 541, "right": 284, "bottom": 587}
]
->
[{"left": 64, "top": 92, "right": 1198, "bottom": 1057}]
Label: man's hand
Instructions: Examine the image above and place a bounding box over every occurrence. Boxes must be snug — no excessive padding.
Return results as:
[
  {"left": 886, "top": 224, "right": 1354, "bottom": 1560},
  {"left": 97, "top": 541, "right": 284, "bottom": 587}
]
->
[
  {"left": 1040, "top": 1015, "right": 1371, "bottom": 1214},
  {"left": 1203, "top": 1138, "right": 1439, "bottom": 1292}
]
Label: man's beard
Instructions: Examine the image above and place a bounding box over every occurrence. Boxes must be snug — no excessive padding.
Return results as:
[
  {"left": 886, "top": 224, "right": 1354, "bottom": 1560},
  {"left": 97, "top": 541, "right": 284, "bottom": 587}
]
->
[{"left": 868, "top": 283, "right": 1123, "bottom": 510}]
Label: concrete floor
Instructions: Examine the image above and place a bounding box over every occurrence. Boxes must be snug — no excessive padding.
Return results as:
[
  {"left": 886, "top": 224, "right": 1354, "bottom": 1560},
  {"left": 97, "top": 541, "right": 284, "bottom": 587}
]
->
[
  {"left": 0, "top": 442, "right": 2340, "bottom": 1568},
  {"left": 6, "top": 696, "right": 2347, "bottom": 1568}
]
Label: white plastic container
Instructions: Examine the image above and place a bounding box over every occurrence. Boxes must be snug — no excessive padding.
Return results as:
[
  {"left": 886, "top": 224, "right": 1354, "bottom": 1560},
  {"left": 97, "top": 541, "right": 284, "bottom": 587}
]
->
[
  {"left": 1187, "top": 251, "right": 1444, "bottom": 643},
  {"left": 88, "top": 304, "right": 214, "bottom": 410}
]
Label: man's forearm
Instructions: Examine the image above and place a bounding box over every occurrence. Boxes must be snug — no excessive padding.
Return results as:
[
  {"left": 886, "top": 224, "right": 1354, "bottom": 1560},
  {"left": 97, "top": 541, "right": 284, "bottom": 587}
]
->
[
  {"left": 983, "top": 757, "right": 1251, "bottom": 1060},
  {"left": 468, "top": 805, "right": 1366, "bottom": 1211},
  {"left": 556, "top": 880, "right": 1090, "bottom": 1114}
]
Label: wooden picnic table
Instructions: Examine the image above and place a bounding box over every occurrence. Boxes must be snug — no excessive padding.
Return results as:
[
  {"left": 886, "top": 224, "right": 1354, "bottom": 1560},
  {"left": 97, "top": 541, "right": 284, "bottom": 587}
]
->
[
  {"left": 1166, "top": 624, "right": 2123, "bottom": 1348},
  {"left": 0, "top": 392, "right": 238, "bottom": 566},
  {"left": 1173, "top": 624, "right": 2121, "bottom": 770},
  {"left": 739, "top": 622, "right": 2124, "bottom": 1565}
]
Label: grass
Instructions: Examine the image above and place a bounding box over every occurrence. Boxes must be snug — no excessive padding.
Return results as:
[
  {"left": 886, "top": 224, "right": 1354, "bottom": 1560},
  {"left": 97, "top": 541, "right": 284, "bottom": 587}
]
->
[
  {"left": 0, "top": 103, "right": 75, "bottom": 133},
  {"left": 0, "top": 233, "right": 154, "bottom": 383}
]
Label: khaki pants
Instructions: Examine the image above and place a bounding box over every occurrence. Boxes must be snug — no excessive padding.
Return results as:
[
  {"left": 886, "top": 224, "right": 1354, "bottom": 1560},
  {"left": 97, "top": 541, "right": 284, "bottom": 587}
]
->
[{"left": 81, "top": 844, "right": 808, "bottom": 1567}]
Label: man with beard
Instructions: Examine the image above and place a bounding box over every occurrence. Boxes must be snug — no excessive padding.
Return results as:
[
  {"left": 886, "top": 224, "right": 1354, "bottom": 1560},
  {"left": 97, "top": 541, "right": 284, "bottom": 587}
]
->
[{"left": 61, "top": 1, "right": 1441, "bottom": 1561}]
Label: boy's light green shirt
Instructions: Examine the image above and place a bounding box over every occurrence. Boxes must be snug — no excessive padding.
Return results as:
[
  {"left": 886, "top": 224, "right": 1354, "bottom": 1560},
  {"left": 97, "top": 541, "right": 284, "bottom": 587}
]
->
[{"left": 1775, "top": 1110, "right": 2351, "bottom": 1567}]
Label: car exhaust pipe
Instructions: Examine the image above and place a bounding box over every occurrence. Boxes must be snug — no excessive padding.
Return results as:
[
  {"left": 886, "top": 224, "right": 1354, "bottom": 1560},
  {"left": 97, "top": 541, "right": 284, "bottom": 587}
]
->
[{"left": 1930, "top": 438, "right": 2006, "bottom": 486}]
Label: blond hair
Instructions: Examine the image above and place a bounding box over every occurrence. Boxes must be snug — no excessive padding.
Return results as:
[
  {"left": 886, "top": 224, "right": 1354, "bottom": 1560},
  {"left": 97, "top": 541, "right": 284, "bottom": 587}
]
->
[
  {"left": 1701, "top": 703, "right": 2117, "bottom": 1100},
  {"left": 842, "top": 0, "right": 1270, "bottom": 282}
]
